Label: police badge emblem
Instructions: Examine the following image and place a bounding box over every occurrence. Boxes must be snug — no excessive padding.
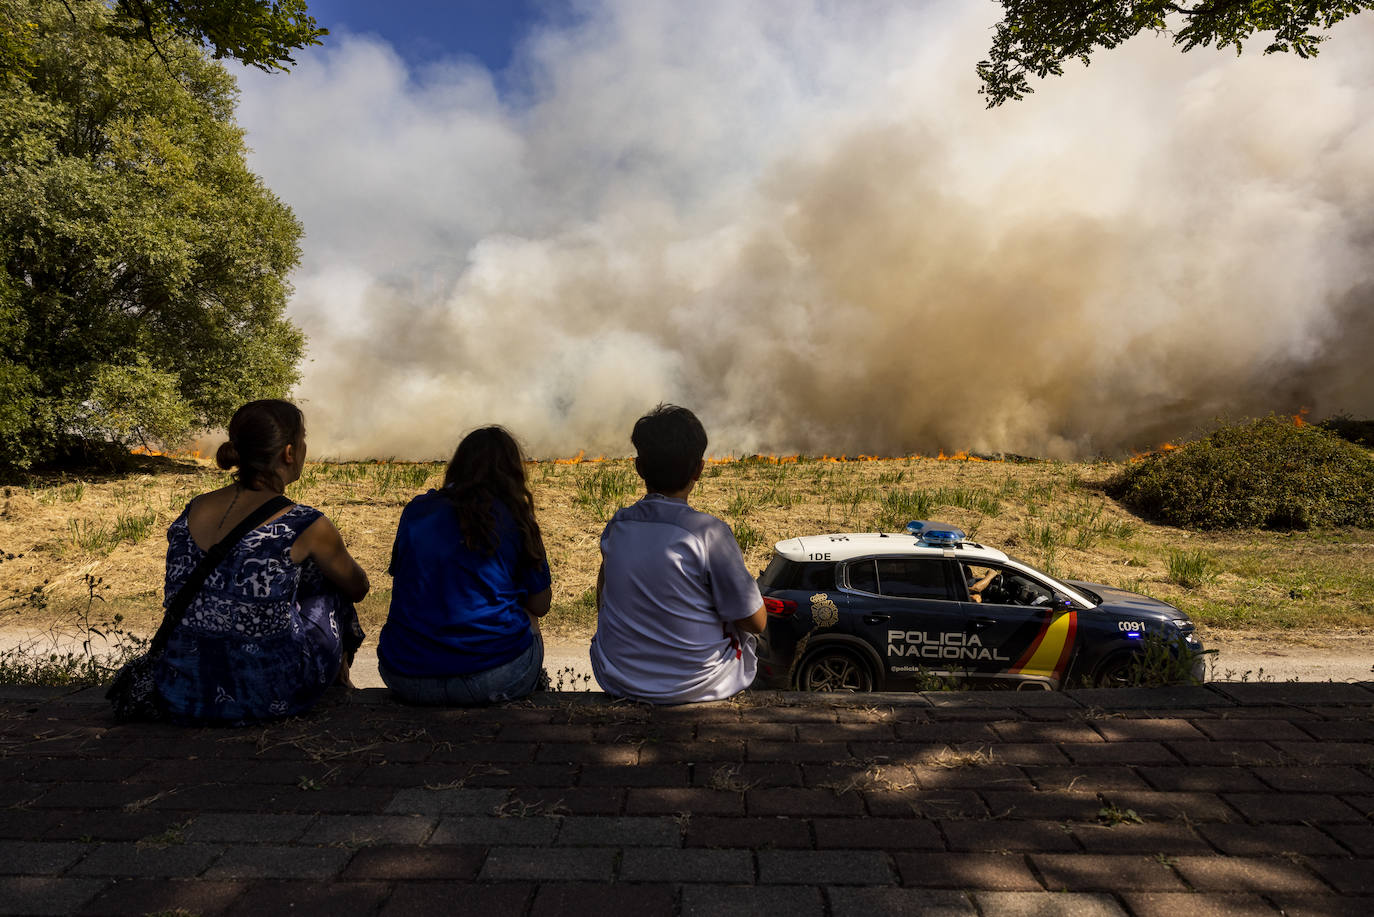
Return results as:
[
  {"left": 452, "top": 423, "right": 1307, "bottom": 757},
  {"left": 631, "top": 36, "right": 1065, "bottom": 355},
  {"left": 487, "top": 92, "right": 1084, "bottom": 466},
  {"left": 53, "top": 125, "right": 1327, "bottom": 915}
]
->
[{"left": 810, "top": 592, "right": 839, "bottom": 628}]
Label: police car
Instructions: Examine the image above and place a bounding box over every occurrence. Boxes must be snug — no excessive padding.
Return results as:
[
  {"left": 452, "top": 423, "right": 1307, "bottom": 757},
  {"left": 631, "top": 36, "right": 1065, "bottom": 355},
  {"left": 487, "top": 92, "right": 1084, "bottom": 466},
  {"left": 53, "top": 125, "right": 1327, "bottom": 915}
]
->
[{"left": 754, "top": 521, "right": 1206, "bottom": 692}]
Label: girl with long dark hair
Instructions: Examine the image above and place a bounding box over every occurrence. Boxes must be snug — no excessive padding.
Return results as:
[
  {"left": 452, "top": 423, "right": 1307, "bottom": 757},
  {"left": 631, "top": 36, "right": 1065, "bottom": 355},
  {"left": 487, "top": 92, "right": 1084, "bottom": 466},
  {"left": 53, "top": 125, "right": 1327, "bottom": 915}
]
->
[
  {"left": 378, "top": 426, "right": 552, "bottom": 704},
  {"left": 154, "top": 400, "right": 369, "bottom": 723}
]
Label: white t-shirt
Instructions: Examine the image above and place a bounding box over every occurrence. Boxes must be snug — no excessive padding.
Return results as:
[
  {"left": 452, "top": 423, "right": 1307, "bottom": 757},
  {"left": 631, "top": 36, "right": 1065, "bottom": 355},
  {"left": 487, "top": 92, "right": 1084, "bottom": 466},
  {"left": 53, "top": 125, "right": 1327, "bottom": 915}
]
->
[{"left": 590, "top": 494, "right": 762, "bottom": 704}]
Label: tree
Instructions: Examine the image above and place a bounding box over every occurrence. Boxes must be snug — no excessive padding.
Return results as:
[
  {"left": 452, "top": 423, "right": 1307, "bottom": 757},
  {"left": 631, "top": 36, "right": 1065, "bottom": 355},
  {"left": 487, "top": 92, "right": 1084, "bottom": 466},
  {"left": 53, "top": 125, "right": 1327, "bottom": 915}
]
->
[
  {"left": 110, "top": 0, "right": 327, "bottom": 72},
  {"left": 978, "top": 1, "right": 1373, "bottom": 107},
  {"left": 0, "top": 0, "right": 304, "bottom": 470}
]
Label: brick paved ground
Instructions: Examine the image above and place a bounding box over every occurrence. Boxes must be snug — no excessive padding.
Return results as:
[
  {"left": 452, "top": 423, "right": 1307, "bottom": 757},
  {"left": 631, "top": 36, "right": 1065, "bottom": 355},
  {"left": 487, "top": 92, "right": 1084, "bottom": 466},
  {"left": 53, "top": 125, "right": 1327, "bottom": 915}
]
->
[{"left": 1, "top": 682, "right": 1371, "bottom": 916}]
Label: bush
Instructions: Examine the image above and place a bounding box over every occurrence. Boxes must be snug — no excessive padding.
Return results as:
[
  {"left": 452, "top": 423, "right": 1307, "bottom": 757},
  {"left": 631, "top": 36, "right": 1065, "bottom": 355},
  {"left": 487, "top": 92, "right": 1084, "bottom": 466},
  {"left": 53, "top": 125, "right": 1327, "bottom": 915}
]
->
[
  {"left": 1107, "top": 416, "right": 1374, "bottom": 530},
  {"left": 1319, "top": 415, "right": 1374, "bottom": 447}
]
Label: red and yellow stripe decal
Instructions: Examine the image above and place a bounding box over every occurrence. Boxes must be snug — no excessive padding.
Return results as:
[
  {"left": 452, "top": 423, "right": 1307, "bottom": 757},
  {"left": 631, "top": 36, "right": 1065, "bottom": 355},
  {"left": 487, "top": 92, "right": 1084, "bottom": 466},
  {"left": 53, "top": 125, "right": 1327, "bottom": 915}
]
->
[{"left": 1009, "top": 610, "right": 1078, "bottom": 680}]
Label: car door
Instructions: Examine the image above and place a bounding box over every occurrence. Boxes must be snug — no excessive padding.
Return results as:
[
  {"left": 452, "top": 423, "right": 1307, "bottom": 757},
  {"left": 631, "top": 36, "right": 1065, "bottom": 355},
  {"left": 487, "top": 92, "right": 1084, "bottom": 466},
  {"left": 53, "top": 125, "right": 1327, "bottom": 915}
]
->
[
  {"left": 842, "top": 555, "right": 965, "bottom": 688},
  {"left": 958, "top": 562, "right": 1077, "bottom": 687}
]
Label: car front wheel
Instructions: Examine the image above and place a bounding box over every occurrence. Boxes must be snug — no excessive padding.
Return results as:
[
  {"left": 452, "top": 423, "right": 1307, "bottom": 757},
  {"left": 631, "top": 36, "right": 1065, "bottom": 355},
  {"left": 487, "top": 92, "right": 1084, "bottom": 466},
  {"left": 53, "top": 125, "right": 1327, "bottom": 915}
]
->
[
  {"left": 799, "top": 649, "right": 874, "bottom": 692},
  {"left": 1094, "top": 653, "right": 1140, "bottom": 688}
]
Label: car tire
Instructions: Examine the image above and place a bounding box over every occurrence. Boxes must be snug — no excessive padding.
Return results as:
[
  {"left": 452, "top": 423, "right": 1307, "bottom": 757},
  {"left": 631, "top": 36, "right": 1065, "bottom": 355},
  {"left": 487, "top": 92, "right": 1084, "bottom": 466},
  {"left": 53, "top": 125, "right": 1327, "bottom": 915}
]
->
[
  {"left": 798, "top": 648, "right": 875, "bottom": 692},
  {"left": 1094, "top": 653, "right": 1140, "bottom": 688}
]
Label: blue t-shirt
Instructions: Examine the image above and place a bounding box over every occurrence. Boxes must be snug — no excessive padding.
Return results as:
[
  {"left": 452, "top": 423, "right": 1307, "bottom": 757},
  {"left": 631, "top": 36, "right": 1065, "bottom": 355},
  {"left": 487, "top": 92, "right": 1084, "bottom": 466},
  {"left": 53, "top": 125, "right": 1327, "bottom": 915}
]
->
[{"left": 379, "top": 490, "right": 551, "bottom": 677}]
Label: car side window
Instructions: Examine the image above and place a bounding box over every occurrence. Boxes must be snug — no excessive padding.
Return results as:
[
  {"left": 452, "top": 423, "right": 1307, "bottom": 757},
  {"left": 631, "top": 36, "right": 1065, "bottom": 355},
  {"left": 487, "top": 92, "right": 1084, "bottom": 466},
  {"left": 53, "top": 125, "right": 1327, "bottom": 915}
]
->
[
  {"left": 761, "top": 557, "right": 836, "bottom": 591},
  {"left": 875, "top": 558, "right": 956, "bottom": 601},
  {"left": 799, "top": 563, "right": 836, "bottom": 590},
  {"left": 846, "top": 559, "right": 878, "bottom": 594},
  {"left": 965, "top": 563, "right": 1055, "bottom": 607}
]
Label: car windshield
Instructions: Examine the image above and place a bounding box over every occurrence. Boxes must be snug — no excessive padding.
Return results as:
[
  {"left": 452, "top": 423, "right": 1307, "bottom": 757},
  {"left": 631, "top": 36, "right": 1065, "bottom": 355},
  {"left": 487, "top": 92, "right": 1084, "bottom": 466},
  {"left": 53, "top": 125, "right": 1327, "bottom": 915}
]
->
[
  {"left": 961, "top": 560, "right": 1088, "bottom": 610},
  {"left": 993, "top": 557, "right": 1096, "bottom": 608}
]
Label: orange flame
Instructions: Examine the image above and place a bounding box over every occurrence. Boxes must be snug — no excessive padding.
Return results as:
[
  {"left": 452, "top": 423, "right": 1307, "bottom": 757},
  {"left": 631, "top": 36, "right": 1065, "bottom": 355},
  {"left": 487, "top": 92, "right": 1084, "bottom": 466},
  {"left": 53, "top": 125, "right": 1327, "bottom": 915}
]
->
[
  {"left": 538, "top": 450, "right": 1002, "bottom": 465},
  {"left": 549, "top": 451, "right": 610, "bottom": 465},
  {"left": 129, "top": 446, "right": 204, "bottom": 459},
  {"left": 1293, "top": 407, "right": 1310, "bottom": 427}
]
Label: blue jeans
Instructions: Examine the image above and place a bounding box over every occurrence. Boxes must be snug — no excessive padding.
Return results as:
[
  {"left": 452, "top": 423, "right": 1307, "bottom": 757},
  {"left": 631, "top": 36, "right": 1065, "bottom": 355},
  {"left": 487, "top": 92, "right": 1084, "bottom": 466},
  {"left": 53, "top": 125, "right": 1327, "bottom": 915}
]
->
[{"left": 379, "top": 635, "right": 544, "bottom": 706}]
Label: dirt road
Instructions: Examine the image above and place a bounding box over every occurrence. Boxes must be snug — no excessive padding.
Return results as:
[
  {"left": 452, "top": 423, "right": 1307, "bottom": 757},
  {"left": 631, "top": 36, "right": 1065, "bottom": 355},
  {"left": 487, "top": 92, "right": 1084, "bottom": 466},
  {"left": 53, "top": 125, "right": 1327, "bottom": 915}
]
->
[
  {"left": 345, "top": 630, "right": 1372, "bottom": 690},
  {"left": 1199, "top": 628, "right": 1374, "bottom": 684},
  {"left": 6, "top": 628, "right": 1369, "bottom": 691}
]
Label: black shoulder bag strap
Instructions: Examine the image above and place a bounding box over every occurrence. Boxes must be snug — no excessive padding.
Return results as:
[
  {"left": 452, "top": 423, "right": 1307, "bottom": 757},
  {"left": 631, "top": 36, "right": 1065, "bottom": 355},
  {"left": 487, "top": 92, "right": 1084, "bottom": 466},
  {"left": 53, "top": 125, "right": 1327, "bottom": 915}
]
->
[{"left": 146, "top": 495, "right": 295, "bottom": 657}]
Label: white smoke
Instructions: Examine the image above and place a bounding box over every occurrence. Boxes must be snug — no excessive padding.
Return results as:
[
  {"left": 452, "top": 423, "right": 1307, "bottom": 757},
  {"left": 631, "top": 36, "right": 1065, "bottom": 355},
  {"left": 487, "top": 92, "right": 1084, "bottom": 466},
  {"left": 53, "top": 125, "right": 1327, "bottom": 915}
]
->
[{"left": 233, "top": 0, "right": 1374, "bottom": 459}]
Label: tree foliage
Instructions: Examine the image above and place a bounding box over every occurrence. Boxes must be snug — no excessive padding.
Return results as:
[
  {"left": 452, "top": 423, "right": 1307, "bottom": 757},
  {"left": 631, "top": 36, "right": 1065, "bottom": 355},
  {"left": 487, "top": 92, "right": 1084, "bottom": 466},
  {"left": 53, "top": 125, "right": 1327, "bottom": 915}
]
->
[
  {"left": 979, "top": 1, "right": 1373, "bottom": 107},
  {"left": 0, "top": 0, "right": 304, "bottom": 470},
  {"left": 110, "top": 0, "right": 326, "bottom": 72}
]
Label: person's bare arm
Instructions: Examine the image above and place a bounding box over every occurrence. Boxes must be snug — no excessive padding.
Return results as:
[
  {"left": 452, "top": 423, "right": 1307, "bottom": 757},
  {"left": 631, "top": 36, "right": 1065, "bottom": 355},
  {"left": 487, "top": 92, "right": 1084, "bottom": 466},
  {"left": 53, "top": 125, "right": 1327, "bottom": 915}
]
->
[
  {"left": 296, "top": 517, "right": 370, "bottom": 602},
  {"left": 522, "top": 587, "right": 552, "bottom": 618},
  {"left": 733, "top": 602, "right": 768, "bottom": 635},
  {"left": 595, "top": 563, "right": 604, "bottom": 609}
]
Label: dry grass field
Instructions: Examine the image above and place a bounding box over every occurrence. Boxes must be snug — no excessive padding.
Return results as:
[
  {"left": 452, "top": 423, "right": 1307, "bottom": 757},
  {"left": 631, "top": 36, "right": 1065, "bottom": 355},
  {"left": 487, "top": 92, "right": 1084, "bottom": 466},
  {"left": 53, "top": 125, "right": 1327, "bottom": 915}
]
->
[{"left": 2, "top": 454, "right": 1372, "bottom": 648}]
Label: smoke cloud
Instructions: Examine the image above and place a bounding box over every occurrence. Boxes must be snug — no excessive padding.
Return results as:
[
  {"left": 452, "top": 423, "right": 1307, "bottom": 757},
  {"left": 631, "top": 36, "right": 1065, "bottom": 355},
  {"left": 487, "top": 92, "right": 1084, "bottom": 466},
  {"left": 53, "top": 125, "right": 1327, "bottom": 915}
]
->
[{"left": 233, "top": 1, "right": 1374, "bottom": 459}]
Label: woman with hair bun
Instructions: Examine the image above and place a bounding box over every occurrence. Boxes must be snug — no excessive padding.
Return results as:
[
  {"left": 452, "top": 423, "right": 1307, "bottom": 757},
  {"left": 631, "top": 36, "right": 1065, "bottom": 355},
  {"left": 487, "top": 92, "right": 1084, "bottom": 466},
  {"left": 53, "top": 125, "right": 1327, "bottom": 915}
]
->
[
  {"left": 153, "top": 399, "right": 369, "bottom": 724},
  {"left": 379, "top": 426, "right": 551, "bottom": 705}
]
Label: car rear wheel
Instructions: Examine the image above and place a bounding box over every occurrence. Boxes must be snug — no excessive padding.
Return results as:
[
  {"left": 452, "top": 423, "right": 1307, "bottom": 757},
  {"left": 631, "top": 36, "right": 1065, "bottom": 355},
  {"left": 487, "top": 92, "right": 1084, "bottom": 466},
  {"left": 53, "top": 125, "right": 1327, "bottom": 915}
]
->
[{"left": 799, "top": 649, "right": 874, "bottom": 692}]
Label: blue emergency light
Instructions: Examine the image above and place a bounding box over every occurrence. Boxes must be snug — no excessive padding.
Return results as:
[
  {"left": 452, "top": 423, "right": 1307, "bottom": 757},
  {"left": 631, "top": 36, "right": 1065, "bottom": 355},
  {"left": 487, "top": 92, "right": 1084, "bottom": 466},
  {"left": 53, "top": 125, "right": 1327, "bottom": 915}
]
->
[{"left": 905, "top": 520, "right": 966, "bottom": 546}]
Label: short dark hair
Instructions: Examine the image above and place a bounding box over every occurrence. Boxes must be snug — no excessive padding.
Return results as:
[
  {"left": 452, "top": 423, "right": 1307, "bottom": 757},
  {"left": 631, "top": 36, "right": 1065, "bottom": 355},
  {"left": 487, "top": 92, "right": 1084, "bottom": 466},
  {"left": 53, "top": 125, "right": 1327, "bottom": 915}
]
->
[{"left": 631, "top": 404, "right": 707, "bottom": 493}]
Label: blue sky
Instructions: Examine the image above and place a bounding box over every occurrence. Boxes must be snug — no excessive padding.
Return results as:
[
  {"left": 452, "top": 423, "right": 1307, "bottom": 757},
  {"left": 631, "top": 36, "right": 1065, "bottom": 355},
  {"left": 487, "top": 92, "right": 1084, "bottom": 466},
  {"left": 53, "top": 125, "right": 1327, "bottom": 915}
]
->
[{"left": 305, "top": 0, "right": 570, "bottom": 72}]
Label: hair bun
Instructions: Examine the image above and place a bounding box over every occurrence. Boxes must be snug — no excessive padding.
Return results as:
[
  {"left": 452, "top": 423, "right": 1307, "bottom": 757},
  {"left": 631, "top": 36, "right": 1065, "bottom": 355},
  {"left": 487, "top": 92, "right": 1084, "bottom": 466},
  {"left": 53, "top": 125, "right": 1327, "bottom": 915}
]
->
[{"left": 215, "top": 441, "right": 240, "bottom": 470}]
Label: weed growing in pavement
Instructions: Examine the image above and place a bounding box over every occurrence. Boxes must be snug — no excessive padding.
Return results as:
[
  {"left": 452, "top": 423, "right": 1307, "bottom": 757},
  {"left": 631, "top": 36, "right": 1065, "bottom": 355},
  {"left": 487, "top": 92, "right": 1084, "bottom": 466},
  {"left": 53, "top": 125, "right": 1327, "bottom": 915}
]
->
[
  {"left": 1167, "top": 549, "right": 1216, "bottom": 589},
  {"left": 137, "top": 821, "right": 189, "bottom": 848},
  {"left": 493, "top": 797, "right": 570, "bottom": 818},
  {"left": 1098, "top": 805, "right": 1144, "bottom": 826},
  {"left": 707, "top": 764, "right": 759, "bottom": 793}
]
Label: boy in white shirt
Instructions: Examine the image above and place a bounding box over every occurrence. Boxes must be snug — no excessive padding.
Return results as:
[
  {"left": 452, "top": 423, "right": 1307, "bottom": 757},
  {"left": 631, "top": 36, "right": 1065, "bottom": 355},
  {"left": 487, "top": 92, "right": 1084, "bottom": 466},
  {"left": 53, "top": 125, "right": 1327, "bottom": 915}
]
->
[{"left": 590, "top": 405, "right": 767, "bottom": 703}]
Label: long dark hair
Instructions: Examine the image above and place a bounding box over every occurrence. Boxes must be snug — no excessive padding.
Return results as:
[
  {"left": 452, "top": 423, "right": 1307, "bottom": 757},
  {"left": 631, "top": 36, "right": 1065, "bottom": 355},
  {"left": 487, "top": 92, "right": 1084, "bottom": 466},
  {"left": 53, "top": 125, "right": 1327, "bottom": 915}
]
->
[
  {"left": 215, "top": 400, "right": 304, "bottom": 492},
  {"left": 442, "top": 426, "right": 546, "bottom": 567}
]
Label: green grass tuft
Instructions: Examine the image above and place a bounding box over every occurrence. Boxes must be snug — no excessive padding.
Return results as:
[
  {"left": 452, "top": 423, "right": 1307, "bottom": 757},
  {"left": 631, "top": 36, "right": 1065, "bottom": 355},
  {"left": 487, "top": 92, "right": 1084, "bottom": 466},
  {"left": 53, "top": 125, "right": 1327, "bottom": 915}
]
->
[{"left": 1167, "top": 549, "right": 1215, "bottom": 589}]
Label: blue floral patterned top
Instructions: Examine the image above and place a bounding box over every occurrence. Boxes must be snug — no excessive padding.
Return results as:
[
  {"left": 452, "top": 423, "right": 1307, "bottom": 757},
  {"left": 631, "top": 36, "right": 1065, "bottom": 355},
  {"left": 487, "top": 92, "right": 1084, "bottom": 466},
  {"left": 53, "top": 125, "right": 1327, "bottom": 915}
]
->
[{"left": 154, "top": 502, "right": 361, "bottom": 725}]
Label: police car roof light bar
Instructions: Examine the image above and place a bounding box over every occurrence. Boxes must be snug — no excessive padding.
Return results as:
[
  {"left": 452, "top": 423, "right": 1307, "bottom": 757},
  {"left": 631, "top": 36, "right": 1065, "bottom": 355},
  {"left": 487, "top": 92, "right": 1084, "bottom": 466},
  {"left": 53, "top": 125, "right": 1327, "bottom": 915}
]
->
[
  {"left": 905, "top": 520, "right": 966, "bottom": 546},
  {"left": 920, "top": 527, "right": 966, "bottom": 547}
]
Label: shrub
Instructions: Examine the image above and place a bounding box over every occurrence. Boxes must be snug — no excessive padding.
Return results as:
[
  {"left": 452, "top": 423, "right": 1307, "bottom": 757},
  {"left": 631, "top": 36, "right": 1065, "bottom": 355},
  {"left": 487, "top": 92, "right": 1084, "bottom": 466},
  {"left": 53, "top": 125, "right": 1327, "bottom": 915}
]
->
[
  {"left": 1319, "top": 414, "right": 1374, "bottom": 447},
  {"left": 1107, "top": 416, "right": 1374, "bottom": 530}
]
